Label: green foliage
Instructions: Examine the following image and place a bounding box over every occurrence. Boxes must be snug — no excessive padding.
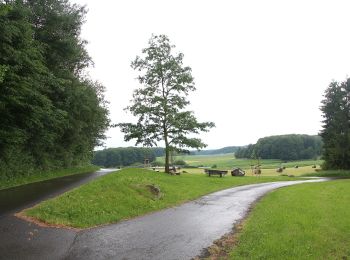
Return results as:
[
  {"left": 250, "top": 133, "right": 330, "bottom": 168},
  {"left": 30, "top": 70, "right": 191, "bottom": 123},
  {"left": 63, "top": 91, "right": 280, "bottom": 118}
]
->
[
  {"left": 118, "top": 35, "right": 214, "bottom": 172},
  {"left": 320, "top": 79, "right": 350, "bottom": 169},
  {"left": 0, "top": 1, "right": 109, "bottom": 180},
  {"left": 25, "top": 168, "right": 298, "bottom": 228},
  {"left": 92, "top": 147, "right": 160, "bottom": 167},
  {"left": 230, "top": 180, "right": 350, "bottom": 259},
  {"left": 235, "top": 134, "right": 323, "bottom": 161},
  {"left": 173, "top": 159, "right": 187, "bottom": 166},
  {"left": 151, "top": 161, "right": 164, "bottom": 167}
]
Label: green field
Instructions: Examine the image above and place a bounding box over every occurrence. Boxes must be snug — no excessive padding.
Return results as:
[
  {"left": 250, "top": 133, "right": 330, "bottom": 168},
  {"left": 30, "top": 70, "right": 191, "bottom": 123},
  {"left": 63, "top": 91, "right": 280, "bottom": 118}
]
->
[
  {"left": 179, "top": 165, "right": 320, "bottom": 177},
  {"left": 156, "top": 153, "right": 322, "bottom": 176},
  {"left": 24, "top": 168, "right": 303, "bottom": 228},
  {"left": 229, "top": 180, "right": 350, "bottom": 259}
]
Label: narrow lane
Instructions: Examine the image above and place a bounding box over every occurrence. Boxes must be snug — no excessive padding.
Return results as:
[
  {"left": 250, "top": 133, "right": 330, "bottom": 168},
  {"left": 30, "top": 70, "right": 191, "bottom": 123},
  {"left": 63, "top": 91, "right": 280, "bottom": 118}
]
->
[
  {"left": 0, "top": 168, "right": 118, "bottom": 216},
  {"left": 65, "top": 178, "right": 329, "bottom": 260},
  {"left": 0, "top": 177, "right": 329, "bottom": 260}
]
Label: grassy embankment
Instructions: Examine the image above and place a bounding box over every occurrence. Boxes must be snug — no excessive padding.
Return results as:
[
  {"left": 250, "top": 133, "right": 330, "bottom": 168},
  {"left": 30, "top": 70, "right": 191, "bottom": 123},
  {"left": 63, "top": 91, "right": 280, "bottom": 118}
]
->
[
  {"left": 227, "top": 179, "right": 350, "bottom": 259},
  {"left": 0, "top": 165, "right": 100, "bottom": 190},
  {"left": 24, "top": 168, "right": 302, "bottom": 228}
]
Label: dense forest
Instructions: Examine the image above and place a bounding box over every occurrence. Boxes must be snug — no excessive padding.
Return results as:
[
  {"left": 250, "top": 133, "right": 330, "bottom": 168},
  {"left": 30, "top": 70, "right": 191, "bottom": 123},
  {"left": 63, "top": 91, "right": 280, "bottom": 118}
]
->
[
  {"left": 93, "top": 146, "right": 245, "bottom": 168},
  {"left": 235, "top": 135, "right": 323, "bottom": 161},
  {"left": 0, "top": 0, "right": 109, "bottom": 180},
  {"left": 190, "top": 146, "right": 241, "bottom": 155},
  {"left": 92, "top": 147, "right": 164, "bottom": 167}
]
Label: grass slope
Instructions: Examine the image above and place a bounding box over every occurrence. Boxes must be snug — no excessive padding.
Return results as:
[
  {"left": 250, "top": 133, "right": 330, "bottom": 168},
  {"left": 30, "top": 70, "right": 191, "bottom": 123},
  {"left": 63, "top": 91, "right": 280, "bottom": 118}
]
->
[
  {"left": 0, "top": 165, "right": 100, "bottom": 190},
  {"left": 25, "top": 168, "right": 301, "bottom": 228},
  {"left": 230, "top": 179, "right": 350, "bottom": 259}
]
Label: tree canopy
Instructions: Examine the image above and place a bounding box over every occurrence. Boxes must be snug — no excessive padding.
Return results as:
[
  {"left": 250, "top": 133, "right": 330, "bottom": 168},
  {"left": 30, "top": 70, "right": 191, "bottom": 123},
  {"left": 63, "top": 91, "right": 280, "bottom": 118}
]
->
[
  {"left": 235, "top": 134, "right": 323, "bottom": 161},
  {"left": 118, "top": 35, "right": 214, "bottom": 173},
  {"left": 320, "top": 79, "right": 350, "bottom": 169},
  {"left": 0, "top": 0, "right": 109, "bottom": 180},
  {"left": 92, "top": 147, "right": 164, "bottom": 168}
]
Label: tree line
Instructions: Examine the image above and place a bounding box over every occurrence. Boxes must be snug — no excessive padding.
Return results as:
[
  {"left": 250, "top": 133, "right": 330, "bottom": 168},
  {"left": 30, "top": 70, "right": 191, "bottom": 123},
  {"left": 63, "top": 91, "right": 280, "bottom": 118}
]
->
[
  {"left": 0, "top": 0, "right": 109, "bottom": 180},
  {"left": 190, "top": 146, "right": 241, "bottom": 155},
  {"left": 92, "top": 147, "right": 164, "bottom": 168},
  {"left": 235, "top": 135, "right": 323, "bottom": 161}
]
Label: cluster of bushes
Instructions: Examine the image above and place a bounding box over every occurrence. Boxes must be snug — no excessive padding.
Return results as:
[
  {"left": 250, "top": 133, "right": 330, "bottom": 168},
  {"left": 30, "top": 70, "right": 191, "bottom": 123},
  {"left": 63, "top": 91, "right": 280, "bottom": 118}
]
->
[{"left": 235, "top": 135, "right": 323, "bottom": 161}]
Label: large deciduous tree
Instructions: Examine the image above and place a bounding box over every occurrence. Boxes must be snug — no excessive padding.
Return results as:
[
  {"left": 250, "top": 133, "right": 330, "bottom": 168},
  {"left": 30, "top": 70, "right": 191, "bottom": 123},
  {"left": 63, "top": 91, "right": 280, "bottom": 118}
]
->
[
  {"left": 118, "top": 35, "right": 215, "bottom": 173},
  {"left": 320, "top": 79, "right": 350, "bottom": 169}
]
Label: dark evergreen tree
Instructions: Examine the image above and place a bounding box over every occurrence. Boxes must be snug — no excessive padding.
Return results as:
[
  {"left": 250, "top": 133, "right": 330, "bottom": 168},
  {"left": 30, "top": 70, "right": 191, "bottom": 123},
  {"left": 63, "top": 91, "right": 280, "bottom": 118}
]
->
[{"left": 320, "top": 79, "right": 350, "bottom": 169}]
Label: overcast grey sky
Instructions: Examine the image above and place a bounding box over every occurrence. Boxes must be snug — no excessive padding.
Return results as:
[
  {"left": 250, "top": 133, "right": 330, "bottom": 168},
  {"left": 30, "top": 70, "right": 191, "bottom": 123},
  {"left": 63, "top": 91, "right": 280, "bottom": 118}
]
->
[{"left": 73, "top": 0, "right": 350, "bottom": 149}]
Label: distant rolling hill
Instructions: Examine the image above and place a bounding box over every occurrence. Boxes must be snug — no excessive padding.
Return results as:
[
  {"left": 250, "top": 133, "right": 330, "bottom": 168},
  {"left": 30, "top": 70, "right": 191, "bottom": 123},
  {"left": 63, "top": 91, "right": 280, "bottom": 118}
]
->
[{"left": 190, "top": 146, "right": 243, "bottom": 155}]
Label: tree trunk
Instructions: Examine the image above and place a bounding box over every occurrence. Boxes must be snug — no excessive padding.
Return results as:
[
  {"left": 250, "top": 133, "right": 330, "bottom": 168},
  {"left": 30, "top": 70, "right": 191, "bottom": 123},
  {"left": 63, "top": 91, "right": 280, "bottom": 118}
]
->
[{"left": 165, "top": 145, "right": 170, "bottom": 173}]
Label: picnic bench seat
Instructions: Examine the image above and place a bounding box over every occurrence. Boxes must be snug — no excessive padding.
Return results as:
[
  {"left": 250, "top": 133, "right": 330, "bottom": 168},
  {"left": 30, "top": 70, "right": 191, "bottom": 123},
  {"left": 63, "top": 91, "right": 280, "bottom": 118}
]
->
[{"left": 205, "top": 169, "right": 227, "bottom": 177}]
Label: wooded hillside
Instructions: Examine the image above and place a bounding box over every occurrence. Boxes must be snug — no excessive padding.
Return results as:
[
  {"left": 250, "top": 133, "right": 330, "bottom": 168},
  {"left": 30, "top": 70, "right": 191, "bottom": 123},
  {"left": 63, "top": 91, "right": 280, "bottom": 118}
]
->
[
  {"left": 235, "top": 135, "right": 322, "bottom": 161},
  {"left": 92, "top": 147, "right": 164, "bottom": 167},
  {"left": 0, "top": 0, "right": 109, "bottom": 180},
  {"left": 190, "top": 146, "right": 241, "bottom": 155}
]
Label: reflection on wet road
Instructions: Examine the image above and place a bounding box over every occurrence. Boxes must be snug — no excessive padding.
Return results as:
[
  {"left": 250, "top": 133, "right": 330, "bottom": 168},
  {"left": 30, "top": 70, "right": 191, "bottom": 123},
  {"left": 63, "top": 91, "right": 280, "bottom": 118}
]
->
[{"left": 0, "top": 168, "right": 118, "bottom": 216}]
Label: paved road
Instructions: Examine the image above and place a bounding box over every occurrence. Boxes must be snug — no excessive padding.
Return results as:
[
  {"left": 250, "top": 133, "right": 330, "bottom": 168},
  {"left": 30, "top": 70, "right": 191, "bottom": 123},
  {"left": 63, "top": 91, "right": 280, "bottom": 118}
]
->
[
  {"left": 0, "top": 177, "right": 328, "bottom": 260},
  {"left": 0, "top": 168, "right": 118, "bottom": 216}
]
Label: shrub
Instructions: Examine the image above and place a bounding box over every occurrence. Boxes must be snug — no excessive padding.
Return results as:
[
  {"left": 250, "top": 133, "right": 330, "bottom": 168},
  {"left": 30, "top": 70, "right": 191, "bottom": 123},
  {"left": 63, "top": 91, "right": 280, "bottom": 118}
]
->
[
  {"left": 174, "top": 160, "right": 187, "bottom": 166},
  {"left": 151, "top": 161, "right": 164, "bottom": 167}
]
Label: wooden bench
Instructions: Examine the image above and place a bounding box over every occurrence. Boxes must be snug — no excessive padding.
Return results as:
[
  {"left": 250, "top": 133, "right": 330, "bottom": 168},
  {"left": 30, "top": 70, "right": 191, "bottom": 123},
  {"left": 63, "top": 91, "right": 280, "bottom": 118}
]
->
[{"left": 205, "top": 169, "right": 227, "bottom": 177}]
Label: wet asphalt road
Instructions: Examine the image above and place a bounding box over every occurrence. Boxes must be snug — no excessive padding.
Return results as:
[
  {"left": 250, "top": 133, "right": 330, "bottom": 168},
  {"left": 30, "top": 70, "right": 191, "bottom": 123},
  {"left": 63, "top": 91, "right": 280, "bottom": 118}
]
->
[
  {"left": 0, "top": 168, "right": 118, "bottom": 260},
  {"left": 0, "top": 168, "right": 118, "bottom": 216},
  {"left": 0, "top": 177, "right": 329, "bottom": 260}
]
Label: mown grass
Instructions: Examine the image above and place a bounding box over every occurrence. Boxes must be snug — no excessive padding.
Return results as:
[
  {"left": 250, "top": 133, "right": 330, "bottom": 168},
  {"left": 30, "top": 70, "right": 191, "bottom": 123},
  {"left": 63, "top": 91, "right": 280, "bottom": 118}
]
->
[
  {"left": 229, "top": 179, "right": 350, "bottom": 259},
  {"left": 181, "top": 165, "right": 320, "bottom": 177},
  {"left": 0, "top": 165, "right": 100, "bottom": 190},
  {"left": 157, "top": 153, "right": 322, "bottom": 170},
  {"left": 25, "top": 168, "right": 302, "bottom": 228},
  {"left": 302, "top": 169, "right": 350, "bottom": 178}
]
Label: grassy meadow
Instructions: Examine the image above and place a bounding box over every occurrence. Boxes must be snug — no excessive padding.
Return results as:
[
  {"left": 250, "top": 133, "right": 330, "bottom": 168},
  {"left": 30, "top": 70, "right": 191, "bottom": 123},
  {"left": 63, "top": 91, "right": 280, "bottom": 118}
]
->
[
  {"left": 229, "top": 179, "right": 350, "bottom": 259},
  {"left": 24, "top": 168, "right": 302, "bottom": 228},
  {"left": 156, "top": 153, "right": 323, "bottom": 176}
]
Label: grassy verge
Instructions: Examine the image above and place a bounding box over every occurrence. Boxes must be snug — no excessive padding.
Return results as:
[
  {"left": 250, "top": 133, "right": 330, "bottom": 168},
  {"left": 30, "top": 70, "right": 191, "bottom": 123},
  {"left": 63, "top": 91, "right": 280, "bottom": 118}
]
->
[
  {"left": 302, "top": 169, "right": 350, "bottom": 178},
  {"left": 25, "top": 168, "right": 302, "bottom": 228},
  {"left": 0, "top": 165, "right": 100, "bottom": 190},
  {"left": 228, "top": 180, "right": 350, "bottom": 259}
]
